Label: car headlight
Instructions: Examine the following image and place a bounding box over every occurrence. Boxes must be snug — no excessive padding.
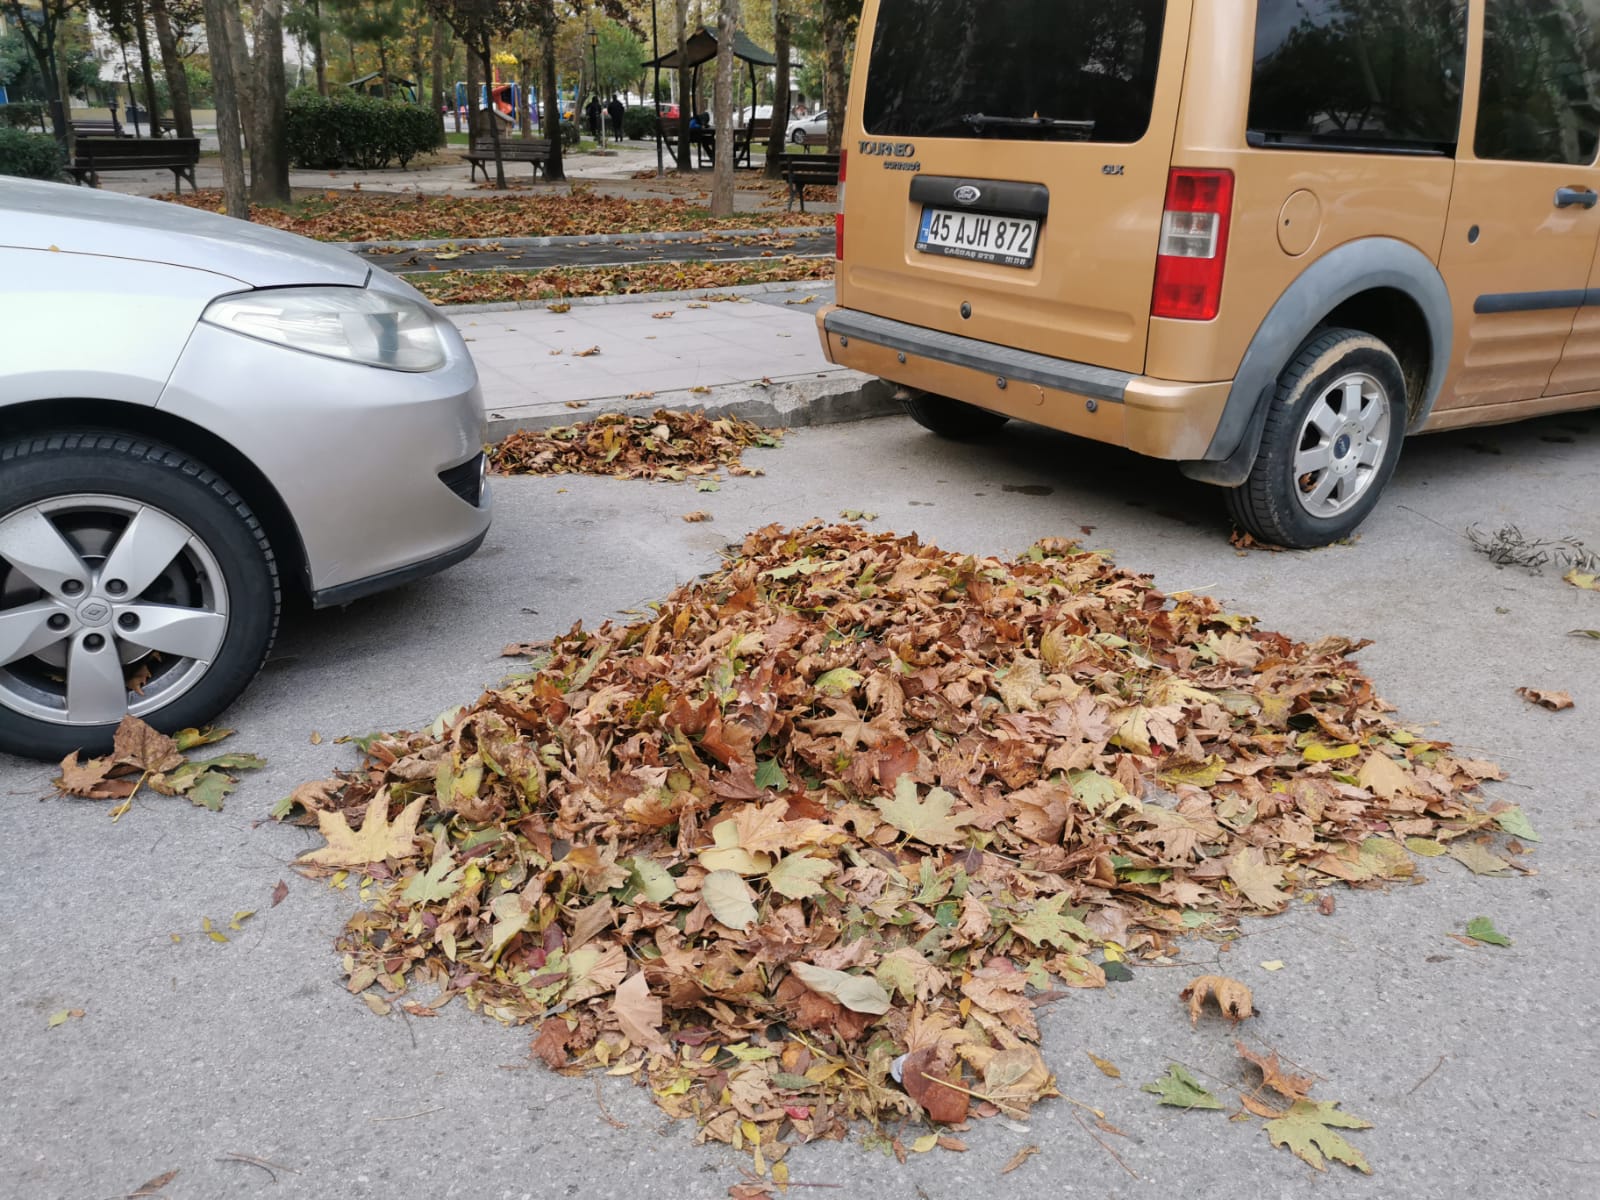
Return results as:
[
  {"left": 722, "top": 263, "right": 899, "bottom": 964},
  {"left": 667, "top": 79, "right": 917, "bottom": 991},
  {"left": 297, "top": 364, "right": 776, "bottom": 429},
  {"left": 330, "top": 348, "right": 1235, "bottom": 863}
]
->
[{"left": 201, "top": 286, "right": 448, "bottom": 372}]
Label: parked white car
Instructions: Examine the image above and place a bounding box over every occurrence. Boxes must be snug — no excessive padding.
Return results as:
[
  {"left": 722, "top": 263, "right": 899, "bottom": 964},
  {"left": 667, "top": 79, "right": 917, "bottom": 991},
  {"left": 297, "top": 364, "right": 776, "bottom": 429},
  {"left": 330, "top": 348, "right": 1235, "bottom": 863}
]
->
[
  {"left": 787, "top": 110, "right": 829, "bottom": 146},
  {"left": 0, "top": 180, "right": 491, "bottom": 759}
]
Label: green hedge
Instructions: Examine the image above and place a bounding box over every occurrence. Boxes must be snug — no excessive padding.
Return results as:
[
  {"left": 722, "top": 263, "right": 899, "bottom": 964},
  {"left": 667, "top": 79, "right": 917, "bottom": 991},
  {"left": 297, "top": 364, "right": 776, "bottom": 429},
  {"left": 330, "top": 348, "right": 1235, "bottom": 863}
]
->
[
  {"left": 285, "top": 91, "right": 441, "bottom": 170},
  {"left": 0, "top": 127, "right": 62, "bottom": 180},
  {"left": 0, "top": 101, "right": 47, "bottom": 130},
  {"left": 622, "top": 105, "right": 658, "bottom": 141}
]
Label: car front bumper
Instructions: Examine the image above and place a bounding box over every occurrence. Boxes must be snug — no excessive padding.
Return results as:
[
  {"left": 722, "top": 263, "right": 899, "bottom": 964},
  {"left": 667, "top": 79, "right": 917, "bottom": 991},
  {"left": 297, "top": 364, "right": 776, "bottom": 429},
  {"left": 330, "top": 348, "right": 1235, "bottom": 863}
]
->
[
  {"left": 157, "top": 320, "right": 492, "bottom": 601},
  {"left": 817, "top": 305, "right": 1233, "bottom": 462}
]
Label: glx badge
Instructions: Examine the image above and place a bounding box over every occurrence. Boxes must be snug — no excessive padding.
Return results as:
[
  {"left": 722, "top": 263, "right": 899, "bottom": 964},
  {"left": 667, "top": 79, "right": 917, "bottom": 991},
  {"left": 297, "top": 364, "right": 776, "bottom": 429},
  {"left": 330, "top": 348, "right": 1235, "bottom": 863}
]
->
[{"left": 953, "top": 185, "right": 982, "bottom": 205}]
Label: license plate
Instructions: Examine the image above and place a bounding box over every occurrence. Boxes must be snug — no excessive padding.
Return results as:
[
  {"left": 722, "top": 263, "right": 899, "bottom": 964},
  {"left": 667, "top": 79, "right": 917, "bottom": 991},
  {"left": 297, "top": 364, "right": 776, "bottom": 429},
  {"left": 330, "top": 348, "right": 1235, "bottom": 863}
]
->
[{"left": 916, "top": 207, "right": 1038, "bottom": 268}]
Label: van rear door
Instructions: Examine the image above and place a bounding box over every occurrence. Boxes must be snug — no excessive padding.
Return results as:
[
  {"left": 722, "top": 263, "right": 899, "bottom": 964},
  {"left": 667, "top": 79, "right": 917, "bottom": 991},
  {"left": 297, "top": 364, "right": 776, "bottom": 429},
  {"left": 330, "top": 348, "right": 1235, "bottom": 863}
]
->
[{"left": 839, "top": 0, "right": 1191, "bottom": 376}]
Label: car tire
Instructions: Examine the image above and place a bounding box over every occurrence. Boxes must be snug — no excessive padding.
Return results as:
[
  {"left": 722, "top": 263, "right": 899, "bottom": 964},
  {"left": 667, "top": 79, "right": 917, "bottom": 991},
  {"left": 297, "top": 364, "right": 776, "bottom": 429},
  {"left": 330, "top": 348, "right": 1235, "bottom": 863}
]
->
[
  {"left": 0, "top": 432, "right": 280, "bottom": 760},
  {"left": 1225, "top": 327, "right": 1407, "bottom": 549},
  {"left": 901, "top": 392, "right": 1011, "bottom": 440},
  {"left": 791, "top": 128, "right": 806, "bottom": 145}
]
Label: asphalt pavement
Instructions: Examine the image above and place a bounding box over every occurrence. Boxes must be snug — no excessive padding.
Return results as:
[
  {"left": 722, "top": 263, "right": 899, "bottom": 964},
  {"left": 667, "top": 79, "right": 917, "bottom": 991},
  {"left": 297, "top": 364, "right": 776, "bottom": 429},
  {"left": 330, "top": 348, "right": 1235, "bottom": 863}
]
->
[{"left": 2, "top": 407, "right": 1597, "bottom": 1199}]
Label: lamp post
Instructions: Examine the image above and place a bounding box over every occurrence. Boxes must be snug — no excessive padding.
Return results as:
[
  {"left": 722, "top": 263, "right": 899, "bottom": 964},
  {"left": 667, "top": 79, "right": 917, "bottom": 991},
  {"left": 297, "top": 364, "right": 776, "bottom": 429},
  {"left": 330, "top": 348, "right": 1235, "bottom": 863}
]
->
[
  {"left": 588, "top": 20, "right": 603, "bottom": 150},
  {"left": 651, "top": 0, "right": 662, "bottom": 175}
]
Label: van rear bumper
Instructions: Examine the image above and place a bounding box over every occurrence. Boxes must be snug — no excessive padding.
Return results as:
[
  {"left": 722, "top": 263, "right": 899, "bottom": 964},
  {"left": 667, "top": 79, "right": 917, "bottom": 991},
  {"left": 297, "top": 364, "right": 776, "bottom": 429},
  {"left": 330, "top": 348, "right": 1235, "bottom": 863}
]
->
[{"left": 818, "top": 305, "right": 1232, "bottom": 462}]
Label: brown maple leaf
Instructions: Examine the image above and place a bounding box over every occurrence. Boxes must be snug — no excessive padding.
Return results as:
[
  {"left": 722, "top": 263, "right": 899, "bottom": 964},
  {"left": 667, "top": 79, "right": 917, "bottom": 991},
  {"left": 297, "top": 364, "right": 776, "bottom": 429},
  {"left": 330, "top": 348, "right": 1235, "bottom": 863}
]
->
[{"left": 1180, "top": 975, "right": 1255, "bottom": 1025}]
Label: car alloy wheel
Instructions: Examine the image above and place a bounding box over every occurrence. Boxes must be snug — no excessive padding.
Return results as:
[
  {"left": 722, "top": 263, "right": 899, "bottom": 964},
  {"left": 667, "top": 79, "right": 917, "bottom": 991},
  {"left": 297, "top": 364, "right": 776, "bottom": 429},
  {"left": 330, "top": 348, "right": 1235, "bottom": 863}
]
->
[{"left": 0, "top": 433, "right": 279, "bottom": 759}]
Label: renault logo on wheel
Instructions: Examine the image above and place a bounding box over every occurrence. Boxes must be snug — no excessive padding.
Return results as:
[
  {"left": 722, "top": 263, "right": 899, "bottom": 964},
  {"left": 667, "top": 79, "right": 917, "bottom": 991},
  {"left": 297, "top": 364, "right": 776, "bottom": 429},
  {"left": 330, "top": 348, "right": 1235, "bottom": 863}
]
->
[
  {"left": 953, "top": 185, "right": 982, "bottom": 205},
  {"left": 77, "top": 599, "right": 111, "bottom": 626}
]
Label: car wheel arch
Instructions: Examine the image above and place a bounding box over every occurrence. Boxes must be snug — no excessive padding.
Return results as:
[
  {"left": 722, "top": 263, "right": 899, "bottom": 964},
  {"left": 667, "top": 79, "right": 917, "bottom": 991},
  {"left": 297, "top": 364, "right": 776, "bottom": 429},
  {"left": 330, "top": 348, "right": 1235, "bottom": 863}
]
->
[
  {"left": 0, "top": 397, "right": 310, "bottom": 597},
  {"left": 1180, "top": 237, "right": 1452, "bottom": 487}
]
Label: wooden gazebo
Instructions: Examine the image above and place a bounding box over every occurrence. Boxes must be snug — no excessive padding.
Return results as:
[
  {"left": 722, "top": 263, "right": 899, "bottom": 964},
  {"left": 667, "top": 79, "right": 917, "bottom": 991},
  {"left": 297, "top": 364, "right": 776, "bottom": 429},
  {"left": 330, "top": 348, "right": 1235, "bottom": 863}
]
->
[{"left": 643, "top": 26, "right": 779, "bottom": 167}]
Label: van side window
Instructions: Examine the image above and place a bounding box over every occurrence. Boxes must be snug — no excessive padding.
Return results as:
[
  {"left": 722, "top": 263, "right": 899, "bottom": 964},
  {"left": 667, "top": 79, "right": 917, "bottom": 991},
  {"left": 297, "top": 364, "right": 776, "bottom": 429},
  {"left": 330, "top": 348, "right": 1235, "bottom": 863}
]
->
[
  {"left": 1248, "top": 0, "right": 1466, "bottom": 154},
  {"left": 1474, "top": 0, "right": 1600, "bottom": 165},
  {"left": 861, "top": 0, "right": 1166, "bottom": 144}
]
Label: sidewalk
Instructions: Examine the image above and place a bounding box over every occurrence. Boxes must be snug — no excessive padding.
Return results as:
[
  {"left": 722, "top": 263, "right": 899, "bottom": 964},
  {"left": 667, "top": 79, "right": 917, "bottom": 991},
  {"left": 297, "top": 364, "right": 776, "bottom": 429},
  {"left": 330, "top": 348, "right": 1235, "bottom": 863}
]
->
[{"left": 448, "top": 281, "right": 895, "bottom": 438}]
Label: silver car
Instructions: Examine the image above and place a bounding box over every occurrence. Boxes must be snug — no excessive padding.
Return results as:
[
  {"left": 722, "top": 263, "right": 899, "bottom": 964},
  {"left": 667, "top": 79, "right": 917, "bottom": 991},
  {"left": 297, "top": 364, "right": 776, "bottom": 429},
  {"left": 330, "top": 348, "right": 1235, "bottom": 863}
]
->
[{"left": 0, "top": 179, "right": 491, "bottom": 760}]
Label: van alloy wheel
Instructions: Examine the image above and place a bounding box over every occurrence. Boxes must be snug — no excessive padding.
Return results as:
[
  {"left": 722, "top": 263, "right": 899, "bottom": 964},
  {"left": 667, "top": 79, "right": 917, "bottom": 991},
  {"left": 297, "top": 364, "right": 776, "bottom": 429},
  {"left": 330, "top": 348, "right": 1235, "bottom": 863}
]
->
[
  {"left": 1224, "top": 327, "right": 1407, "bottom": 549},
  {"left": 1291, "top": 371, "right": 1392, "bottom": 519}
]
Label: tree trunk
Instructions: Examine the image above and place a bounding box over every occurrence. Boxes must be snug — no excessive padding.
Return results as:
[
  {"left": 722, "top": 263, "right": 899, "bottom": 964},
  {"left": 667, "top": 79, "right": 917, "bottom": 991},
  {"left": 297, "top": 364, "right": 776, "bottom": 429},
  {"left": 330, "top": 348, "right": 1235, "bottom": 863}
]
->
[
  {"left": 223, "top": 0, "right": 256, "bottom": 150},
  {"left": 149, "top": 0, "right": 194, "bottom": 138},
  {"left": 248, "top": 0, "right": 291, "bottom": 206},
  {"left": 481, "top": 37, "right": 505, "bottom": 189},
  {"left": 823, "top": 17, "right": 846, "bottom": 153},
  {"left": 201, "top": 0, "right": 248, "bottom": 218},
  {"left": 132, "top": 0, "right": 163, "bottom": 134},
  {"left": 763, "top": 0, "right": 791, "bottom": 180},
  {"left": 312, "top": 0, "right": 327, "bottom": 95},
  {"left": 377, "top": 41, "right": 390, "bottom": 98},
  {"left": 538, "top": 7, "right": 565, "bottom": 180},
  {"left": 710, "top": 0, "right": 735, "bottom": 215},
  {"left": 431, "top": 19, "right": 446, "bottom": 146},
  {"left": 673, "top": 0, "right": 690, "bottom": 170},
  {"left": 465, "top": 38, "right": 481, "bottom": 139}
]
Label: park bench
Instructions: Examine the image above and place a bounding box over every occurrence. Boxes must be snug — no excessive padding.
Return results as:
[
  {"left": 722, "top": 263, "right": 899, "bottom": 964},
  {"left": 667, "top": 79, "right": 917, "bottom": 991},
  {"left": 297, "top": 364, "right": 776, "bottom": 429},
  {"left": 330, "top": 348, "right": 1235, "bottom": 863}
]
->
[
  {"left": 780, "top": 151, "right": 841, "bottom": 211},
  {"left": 462, "top": 135, "right": 553, "bottom": 182},
  {"left": 656, "top": 117, "right": 711, "bottom": 169},
  {"left": 71, "top": 118, "right": 123, "bottom": 138},
  {"left": 67, "top": 136, "right": 200, "bottom": 191}
]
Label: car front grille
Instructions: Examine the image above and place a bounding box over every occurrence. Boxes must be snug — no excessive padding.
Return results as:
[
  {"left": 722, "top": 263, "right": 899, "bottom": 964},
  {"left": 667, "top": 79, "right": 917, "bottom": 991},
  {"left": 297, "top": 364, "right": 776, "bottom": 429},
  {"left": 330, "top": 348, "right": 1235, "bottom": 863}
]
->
[{"left": 438, "top": 452, "right": 486, "bottom": 506}]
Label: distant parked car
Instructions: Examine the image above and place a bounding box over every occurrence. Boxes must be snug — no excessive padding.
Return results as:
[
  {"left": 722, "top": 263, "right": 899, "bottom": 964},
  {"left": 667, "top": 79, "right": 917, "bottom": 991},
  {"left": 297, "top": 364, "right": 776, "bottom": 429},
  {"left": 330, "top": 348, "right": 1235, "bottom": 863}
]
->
[
  {"left": 0, "top": 180, "right": 491, "bottom": 759},
  {"left": 737, "top": 104, "right": 774, "bottom": 126},
  {"left": 787, "top": 110, "right": 829, "bottom": 146},
  {"left": 657, "top": 102, "right": 680, "bottom": 120}
]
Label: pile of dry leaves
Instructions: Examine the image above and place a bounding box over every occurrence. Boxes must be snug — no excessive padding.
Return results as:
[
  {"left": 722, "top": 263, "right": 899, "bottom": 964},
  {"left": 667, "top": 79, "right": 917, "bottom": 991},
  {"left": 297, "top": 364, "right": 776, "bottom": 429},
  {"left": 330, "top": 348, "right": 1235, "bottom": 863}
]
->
[
  {"left": 490, "top": 410, "right": 781, "bottom": 480},
  {"left": 282, "top": 523, "right": 1521, "bottom": 1166}
]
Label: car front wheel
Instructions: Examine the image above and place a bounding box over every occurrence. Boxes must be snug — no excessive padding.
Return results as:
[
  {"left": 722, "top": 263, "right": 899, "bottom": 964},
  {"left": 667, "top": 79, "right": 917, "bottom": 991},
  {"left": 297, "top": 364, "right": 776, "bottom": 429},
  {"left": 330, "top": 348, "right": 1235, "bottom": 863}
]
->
[
  {"left": 1225, "top": 327, "right": 1407, "bottom": 548},
  {"left": 0, "top": 433, "right": 280, "bottom": 760}
]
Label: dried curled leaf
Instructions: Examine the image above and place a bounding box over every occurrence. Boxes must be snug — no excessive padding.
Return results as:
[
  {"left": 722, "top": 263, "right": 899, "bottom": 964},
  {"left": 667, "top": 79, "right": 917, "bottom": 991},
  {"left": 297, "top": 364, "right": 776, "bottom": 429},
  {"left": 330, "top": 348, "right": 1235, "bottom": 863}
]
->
[
  {"left": 1180, "top": 975, "right": 1254, "bottom": 1025},
  {"left": 1516, "top": 687, "right": 1574, "bottom": 711}
]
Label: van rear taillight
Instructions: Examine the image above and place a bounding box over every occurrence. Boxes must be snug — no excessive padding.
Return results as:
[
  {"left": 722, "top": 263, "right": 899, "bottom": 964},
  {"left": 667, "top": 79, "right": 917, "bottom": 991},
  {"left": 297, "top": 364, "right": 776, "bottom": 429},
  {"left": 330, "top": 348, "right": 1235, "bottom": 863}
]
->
[
  {"left": 1150, "top": 168, "right": 1234, "bottom": 321},
  {"left": 835, "top": 149, "right": 847, "bottom": 260}
]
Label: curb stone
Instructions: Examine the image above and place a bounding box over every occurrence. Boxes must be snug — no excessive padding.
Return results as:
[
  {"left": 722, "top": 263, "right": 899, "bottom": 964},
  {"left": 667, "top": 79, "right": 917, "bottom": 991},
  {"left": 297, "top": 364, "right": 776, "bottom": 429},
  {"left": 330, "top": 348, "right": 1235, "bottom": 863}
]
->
[
  {"left": 440, "top": 278, "right": 834, "bottom": 314},
  {"left": 342, "top": 226, "right": 825, "bottom": 252}
]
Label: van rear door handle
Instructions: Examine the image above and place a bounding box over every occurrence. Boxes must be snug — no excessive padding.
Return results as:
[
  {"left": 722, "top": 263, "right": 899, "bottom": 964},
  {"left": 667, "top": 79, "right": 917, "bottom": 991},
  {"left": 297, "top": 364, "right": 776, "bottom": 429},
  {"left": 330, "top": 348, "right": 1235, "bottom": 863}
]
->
[{"left": 1555, "top": 186, "right": 1598, "bottom": 209}]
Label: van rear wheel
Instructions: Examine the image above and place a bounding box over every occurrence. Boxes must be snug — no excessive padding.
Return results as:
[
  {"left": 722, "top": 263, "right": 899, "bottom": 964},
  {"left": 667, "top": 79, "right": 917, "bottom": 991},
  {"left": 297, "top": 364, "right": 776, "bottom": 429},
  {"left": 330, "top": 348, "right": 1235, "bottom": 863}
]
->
[
  {"left": 901, "top": 392, "right": 1010, "bottom": 440},
  {"left": 1225, "top": 328, "right": 1407, "bottom": 548}
]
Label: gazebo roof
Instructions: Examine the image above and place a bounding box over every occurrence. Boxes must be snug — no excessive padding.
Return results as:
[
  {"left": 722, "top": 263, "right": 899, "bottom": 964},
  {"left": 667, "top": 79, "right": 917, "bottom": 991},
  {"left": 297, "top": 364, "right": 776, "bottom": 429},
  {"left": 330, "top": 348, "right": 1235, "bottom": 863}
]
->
[{"left": 643, "top": 27, "right": 777, "bottom": 70}]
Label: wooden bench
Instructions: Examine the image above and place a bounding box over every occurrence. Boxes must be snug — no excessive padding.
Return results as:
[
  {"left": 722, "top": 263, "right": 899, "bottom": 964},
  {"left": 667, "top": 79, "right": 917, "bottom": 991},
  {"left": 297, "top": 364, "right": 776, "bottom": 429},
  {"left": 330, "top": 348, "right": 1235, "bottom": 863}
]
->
[
  {"left": 68, "top": 136, "right": 200, "bottom": 191},
  {"left": 780, "top": 152, "right": 841, "bottom": 211},
  {"left": 462, "top": 135, "right": 553, "bottom": 182},
  {"left": 71, "top": 118, "right": 124, "bottom": 138},
  {"left": 656, "top": 117, "right": 710, "bottom": 169}
]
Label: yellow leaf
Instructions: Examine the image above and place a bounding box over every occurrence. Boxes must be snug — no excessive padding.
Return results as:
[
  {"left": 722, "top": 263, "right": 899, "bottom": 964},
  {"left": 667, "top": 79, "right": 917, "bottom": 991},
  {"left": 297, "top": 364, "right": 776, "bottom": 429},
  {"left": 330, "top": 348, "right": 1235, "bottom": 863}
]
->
[
  {"left": 911, "top": 1133, "right": 939, "bottom": 1153},
  {"left": 1260, "top": 960, "right": 1285, "bottom": 971},
  {"left": 1303, "top": 741, "right": 1361, "bottom": 762},
  {"left": 297, "top": 793, "right": 426, "bottom": 867},
  {"left": 1564, "top": 568, "right": 1598, "bottom": 591},
  {"left": 1357, "top": 752, "right": 1412, "bottom": 800},
  {"left": 1087, "top": 1052, "right": 1121, "bottom": 1078}
]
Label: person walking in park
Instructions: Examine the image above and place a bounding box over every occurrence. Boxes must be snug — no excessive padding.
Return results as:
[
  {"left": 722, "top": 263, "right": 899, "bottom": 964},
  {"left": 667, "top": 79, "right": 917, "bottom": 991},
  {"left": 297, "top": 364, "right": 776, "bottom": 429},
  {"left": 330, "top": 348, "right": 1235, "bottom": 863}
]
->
[
  {"left": 586, "top": 95, "right": 602, "bottom": 141},
  {"left": 607, "top": 96, "right": 626, "bottom": 140}
]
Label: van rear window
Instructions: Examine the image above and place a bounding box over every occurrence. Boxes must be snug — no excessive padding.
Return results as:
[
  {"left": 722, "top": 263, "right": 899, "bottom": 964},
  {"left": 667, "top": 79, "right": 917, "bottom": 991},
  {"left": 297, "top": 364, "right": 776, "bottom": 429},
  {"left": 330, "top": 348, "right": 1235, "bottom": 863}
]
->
[
  {"left": 861, "top": 0, "right": 1166, "bottom": 144},
  {"left": 1248, "top": 0, "right": 1467, "bottom": 154}
]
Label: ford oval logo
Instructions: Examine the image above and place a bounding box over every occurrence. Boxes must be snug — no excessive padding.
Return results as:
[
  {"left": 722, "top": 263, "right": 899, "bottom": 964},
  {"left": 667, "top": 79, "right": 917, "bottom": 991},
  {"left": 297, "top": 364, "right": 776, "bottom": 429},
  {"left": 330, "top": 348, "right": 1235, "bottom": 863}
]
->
[{"left": 953, "top": 185, "right": 981, "bottom": 205}]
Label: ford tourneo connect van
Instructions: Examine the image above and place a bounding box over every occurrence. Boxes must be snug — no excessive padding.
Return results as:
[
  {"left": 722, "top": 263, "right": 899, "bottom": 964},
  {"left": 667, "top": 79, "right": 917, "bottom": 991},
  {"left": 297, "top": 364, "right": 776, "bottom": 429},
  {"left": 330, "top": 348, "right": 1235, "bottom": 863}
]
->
[{"left": 818, "top": 0, "right": 1600, "bottom": 546}]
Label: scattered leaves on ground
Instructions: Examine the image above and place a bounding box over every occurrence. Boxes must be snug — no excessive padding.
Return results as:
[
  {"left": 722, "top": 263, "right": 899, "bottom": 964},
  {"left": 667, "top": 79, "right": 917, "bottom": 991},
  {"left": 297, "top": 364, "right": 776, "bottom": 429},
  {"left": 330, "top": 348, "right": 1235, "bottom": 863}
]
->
[
  {"left": 54, "top": 716, "right": 264, "bottom": 814},
  {"left": 279, "top": 523, "right": 1512, "bottom": 1162},
  {"left": 1180, "top": 976, "right": 1254, "bottom": 1025},
  {"left": 410, "top": 258, "right": 832, "bottom": 305},
  {"left": 1265, "top": 1100, "right": 1373, "bottom": 1173},
  {"left": 160, "top": 189, "right": 830, "bottom": 242},
  {"left": 1516, "top": 687, "right": 1574, "bottom": 711},
  {"left": 1143, "top": 1064, "right": 1222, "bottom": 1110},
  {"left": 490, "top": 409, "right": 781, "bottom": 481},
  {"left": 1465, "top": 916, "right": 1511, "bottom": 946},
  {"left": 1467, "top": 525, "right": 1598, "bottom": 574}
]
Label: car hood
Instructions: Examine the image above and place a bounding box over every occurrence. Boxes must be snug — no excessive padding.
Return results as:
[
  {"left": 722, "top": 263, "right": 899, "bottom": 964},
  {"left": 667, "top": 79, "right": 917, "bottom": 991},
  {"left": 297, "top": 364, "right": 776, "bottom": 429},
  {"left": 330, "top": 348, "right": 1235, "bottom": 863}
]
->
[{"left": 0, "top": 178, "right": 369, "bottom": 289}]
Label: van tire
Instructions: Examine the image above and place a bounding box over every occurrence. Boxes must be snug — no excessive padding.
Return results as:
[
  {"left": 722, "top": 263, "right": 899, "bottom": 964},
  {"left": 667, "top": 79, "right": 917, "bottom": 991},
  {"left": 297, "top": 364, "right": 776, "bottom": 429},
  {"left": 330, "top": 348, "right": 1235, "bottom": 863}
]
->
[
  {"left": 1225, "top": 328, "right": 1407, "bottom": 548},
  {"left": 901, "top": 393, "right": 1010, "bottom": 440}
]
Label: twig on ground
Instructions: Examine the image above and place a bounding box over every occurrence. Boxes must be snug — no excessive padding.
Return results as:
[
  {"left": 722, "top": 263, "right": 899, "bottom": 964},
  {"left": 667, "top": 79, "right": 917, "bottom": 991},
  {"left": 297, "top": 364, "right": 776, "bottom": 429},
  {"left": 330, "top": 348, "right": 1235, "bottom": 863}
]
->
[
  {"left": 1073, "top": 1109, "right": 1140, "bottom": 1180},
  {"left": 1407, "top": 1053, "right": 1449, "bottom": 1095},
  {"left": 215, "top": 1152, "right": 300, "bottom": 1182}
]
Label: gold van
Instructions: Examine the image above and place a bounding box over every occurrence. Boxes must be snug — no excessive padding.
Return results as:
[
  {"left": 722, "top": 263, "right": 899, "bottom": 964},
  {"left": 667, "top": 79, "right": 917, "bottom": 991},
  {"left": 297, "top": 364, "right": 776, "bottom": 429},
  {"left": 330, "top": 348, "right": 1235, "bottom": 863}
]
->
[{"left": 817, "top": 0, "right": 1600, "bottom": 546}]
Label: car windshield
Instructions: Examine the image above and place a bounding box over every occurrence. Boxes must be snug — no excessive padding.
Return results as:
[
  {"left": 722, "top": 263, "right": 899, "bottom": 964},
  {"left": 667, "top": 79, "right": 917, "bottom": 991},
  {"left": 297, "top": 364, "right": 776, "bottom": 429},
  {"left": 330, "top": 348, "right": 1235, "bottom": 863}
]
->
[{"left": 862, "top": 0, "right": 1166, "bottom": 143}]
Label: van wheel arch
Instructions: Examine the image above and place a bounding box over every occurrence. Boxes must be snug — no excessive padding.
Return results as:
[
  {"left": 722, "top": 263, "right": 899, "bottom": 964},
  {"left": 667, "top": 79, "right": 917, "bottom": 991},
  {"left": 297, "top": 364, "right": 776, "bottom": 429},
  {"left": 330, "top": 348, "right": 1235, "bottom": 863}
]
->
[{"left": 1179, "top": 238, "right": 1451, "bottom": 487}]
